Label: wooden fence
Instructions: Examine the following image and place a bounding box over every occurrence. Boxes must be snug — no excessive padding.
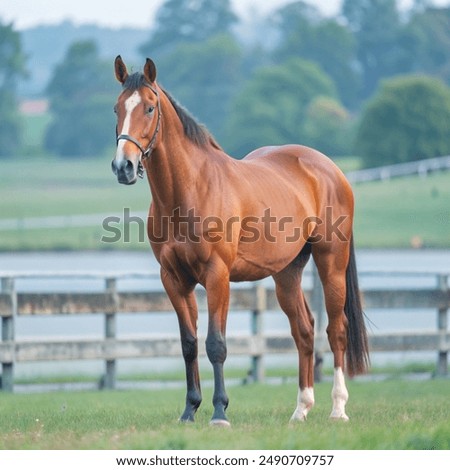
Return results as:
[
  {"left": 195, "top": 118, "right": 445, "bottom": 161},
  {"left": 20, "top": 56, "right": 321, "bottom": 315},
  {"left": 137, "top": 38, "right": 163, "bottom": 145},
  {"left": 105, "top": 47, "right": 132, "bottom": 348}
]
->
[
  {"left": 346, "top": 154, "right": 450, "bottom": 184},
  {"left": 0, "top": 269, "right": 449, "bottom": 392}
]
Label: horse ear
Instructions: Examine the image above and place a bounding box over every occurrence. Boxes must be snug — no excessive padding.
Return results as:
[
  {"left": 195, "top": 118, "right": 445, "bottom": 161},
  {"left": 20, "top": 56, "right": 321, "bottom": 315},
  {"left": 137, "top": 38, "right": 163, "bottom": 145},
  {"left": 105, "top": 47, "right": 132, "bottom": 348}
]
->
[
  {"left": 115, "top": 55, "right": 129, "bottom": 84},
  {"left": 143, "top": 58, "right": 157, "bottom": 84}
]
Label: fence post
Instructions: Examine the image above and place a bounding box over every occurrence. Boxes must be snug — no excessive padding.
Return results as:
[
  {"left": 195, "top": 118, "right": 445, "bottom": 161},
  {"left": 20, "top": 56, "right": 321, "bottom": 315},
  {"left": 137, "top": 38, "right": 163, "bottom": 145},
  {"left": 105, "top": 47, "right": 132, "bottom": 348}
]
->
[
  {"left": 311, "top": 265, "right": 326, "bottom": 382},
  {"left": 1, "top": 277, "right": 16, "bottom": 392},
  {"left": 437, "top": 274, "right": 448, "bottom": 377},
  {"left": 103, "top": 277, "right": 118, "bottom": 389},
  {"left": 251, "top": 283, "right": 266, "bottom": 383}
]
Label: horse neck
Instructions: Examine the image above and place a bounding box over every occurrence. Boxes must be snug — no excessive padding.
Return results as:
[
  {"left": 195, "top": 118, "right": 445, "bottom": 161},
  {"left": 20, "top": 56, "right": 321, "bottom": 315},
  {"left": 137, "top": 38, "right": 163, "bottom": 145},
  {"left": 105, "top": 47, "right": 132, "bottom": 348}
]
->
[{"left": 145, "top": 95, "right": 225, "bottom": 212}]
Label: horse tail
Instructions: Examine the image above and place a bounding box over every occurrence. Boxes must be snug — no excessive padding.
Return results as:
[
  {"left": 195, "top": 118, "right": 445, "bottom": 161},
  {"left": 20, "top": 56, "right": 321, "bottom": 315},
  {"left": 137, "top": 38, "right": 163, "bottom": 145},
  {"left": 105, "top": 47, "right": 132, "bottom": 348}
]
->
[{"left": 344, "top": 234, "right": 370, "bottom": 376}]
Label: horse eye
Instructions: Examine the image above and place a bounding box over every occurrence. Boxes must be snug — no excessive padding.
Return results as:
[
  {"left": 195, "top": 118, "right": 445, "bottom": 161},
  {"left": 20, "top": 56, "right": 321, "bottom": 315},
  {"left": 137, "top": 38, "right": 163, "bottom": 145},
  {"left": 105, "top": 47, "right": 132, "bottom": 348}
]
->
[
  {"left": 147, "top": 106, "right": 155, "bottom": 114},
  {"left": 113, "top": 105, "right": 118, "bottom": 114}
]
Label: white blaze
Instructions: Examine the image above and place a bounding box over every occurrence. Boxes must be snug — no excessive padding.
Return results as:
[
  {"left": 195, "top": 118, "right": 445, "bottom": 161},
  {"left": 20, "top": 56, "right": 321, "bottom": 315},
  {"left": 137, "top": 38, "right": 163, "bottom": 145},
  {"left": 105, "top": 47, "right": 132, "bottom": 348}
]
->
[{"left": 115, "top": 91, "right": 142, "bottom": 162}]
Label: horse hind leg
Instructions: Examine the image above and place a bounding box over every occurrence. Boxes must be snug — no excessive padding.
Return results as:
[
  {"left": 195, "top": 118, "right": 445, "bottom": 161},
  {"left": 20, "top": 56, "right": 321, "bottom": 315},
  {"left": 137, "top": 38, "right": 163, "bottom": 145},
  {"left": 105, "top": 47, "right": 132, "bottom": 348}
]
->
[
  {"left": 273, "top": 250, "right": 315, "bottom": 422},
  {"left": 312, "top": 233, "right": 369, "bottom": 421},
  {"left": 312, "top": 243, "right": 350, "bottom": 421}
]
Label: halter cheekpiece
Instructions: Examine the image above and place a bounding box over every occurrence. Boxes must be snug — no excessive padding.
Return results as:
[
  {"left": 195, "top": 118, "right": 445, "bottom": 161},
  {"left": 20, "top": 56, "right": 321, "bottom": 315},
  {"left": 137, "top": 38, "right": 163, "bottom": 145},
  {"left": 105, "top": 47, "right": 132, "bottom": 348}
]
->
[{"left": 116, "top": 83, "right": 162, "bottom": 178}]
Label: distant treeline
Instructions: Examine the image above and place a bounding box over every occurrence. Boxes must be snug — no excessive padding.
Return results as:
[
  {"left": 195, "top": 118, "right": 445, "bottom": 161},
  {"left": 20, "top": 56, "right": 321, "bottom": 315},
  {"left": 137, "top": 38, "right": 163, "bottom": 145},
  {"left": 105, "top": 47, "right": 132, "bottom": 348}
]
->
[{"left": 1, "top": 0, "right": 450, "bottom": 166}]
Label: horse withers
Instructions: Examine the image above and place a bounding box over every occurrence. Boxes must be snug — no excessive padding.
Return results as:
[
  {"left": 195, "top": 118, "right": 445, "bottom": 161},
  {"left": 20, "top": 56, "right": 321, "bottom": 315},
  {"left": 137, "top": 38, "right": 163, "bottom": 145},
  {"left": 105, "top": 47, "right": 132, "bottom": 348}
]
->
[{"left": 111, "top": 56, "right": 369, "bottom": 426}]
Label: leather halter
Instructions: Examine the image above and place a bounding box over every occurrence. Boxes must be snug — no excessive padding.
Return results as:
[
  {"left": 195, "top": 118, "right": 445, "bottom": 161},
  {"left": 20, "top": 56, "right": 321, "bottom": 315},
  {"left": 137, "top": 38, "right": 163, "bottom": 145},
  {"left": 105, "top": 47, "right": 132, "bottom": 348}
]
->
[{"left": 116, "top": 84, "right": 162, "bottom": 178}]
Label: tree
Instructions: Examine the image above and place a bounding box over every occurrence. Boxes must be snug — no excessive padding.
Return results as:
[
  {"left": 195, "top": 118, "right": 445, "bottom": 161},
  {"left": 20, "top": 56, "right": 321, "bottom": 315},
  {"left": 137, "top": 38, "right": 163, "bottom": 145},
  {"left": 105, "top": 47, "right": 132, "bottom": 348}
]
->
[
  {"left": 399, "top": 7, "right": 450, "bottom": 85},
  {"left": 155, "top": 34, "right": 242, "bottom": 142},
  {"left": 225, "top": 58, "right": 337, "bottom": 157},
  {"left": 302, "top": 97, "right": 352, "bottom": 156},
  {"left": 138, "top": 0, "right": 241, "bottom": 144},
  {"left": 140, "top": 0, "right": 238, "bottom": 57},
  {"left": 342, "top": 0, "right": 403, "bottom": 100},
  {"left": 355, "top": 75, "right": 450, "bottom": 167},
  {"left": 45, "top": 40, "right": 116, "bottom": 157},
  {"left": 0, "top": 21, "right": 27, "bottom": 157},
  {"left": 273, "top": 1, "right": 359, "bottom": 108}
]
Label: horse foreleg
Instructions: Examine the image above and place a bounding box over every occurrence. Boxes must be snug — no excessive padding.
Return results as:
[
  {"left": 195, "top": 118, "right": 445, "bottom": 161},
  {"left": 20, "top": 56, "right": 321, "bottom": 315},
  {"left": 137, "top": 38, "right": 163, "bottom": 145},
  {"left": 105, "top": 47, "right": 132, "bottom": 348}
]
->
[
  {"left": 161, "top": 269, "right": 201, "bottom": 422},
  {"left": 291, "top": 295, "right": 315, "bottom": 422},
  {"left": 204, "top": 261, "right": 231, "bottom": 426}
]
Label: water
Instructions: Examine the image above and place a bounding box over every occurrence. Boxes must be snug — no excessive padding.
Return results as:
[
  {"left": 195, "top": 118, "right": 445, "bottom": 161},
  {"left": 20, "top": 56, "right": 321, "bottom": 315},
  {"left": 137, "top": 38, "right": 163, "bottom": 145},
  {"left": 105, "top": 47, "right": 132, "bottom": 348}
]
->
[{"left": 0, "top": 249, "right": 449, "bottom": 379}]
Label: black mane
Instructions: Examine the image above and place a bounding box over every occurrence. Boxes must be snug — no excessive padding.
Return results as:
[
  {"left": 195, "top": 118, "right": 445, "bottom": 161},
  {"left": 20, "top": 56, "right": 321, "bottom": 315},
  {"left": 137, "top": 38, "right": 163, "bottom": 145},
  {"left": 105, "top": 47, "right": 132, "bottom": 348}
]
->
[{"left": 123, "top": 72, "right": 221, "bottom": 150}]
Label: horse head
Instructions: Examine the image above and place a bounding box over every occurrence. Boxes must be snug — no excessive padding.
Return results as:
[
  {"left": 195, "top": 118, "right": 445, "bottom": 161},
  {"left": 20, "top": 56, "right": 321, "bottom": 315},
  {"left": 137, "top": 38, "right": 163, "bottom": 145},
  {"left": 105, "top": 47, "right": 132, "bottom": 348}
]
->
[{"left": 112, "top": 56, "right": 161, "bottom": 185}]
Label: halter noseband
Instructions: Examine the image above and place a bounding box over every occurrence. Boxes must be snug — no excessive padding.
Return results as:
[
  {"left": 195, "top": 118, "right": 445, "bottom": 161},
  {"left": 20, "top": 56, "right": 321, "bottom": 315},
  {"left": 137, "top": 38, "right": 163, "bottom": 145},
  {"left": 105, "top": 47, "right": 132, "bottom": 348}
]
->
[{"left": 116, "top": 84, "right": 162, "bottom": 178}]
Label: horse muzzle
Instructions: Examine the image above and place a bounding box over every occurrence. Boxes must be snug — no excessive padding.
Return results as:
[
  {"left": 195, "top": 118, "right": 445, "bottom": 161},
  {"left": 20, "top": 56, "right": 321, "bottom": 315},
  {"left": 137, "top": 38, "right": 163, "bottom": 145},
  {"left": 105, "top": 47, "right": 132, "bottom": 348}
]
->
[{"left": 111, "top": 158, "right": 137, "bottom": 185}]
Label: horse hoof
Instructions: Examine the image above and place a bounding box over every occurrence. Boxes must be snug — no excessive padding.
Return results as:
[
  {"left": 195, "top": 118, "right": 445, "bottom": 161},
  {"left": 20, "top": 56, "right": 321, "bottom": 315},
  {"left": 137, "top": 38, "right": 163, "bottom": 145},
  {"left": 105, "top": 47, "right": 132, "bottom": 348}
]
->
[
  {"left": 289, "top": 416, "right": 307, "bottom": 425},
  {"left": 178, "top": 418, "right": 194, "bottom": 424},
  {"left": 329, "top": 411, "right": 349, "bottom": 422},
  {"left": 209, "top": 419, "right": 231, "bottom": 428},
  {"left": 178, "top": 413, "right": 196, "bottom": 423},
  {"left": 289, "top": 408, "right": 308, "bottom": 423}
]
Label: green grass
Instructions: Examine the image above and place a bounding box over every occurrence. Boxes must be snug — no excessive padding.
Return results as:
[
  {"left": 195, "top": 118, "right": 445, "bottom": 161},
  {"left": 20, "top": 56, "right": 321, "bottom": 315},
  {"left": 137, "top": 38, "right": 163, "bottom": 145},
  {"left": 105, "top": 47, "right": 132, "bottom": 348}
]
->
[
  {"left": 0, "top": 155, "right": 448, "bottom": 250},
  {"left": 0, "top": 155, "right": 149, "bottom": 250},
  {"left": 0, "top": 156, "right": 149, "bottom": 219},
  {"left": 353, "top": 172, "right": 449, "bottom": 248},
  {"left": 0, "top": 379, "right": 448, "bottom": 449}
]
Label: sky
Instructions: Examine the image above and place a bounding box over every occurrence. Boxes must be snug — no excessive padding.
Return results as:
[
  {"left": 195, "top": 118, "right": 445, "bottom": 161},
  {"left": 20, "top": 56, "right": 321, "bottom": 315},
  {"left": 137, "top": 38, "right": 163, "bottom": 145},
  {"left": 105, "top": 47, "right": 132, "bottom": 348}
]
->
[{"left": 1, "top": 0, "right": 449, "bottom": 30}]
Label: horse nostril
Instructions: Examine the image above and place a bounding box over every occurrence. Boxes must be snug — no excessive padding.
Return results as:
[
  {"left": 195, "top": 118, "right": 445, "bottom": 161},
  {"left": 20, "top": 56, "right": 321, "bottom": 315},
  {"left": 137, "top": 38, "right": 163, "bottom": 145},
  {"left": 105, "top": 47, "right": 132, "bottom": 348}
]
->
[
  {"left": 125, "top": 159, "right": 134, "bottom": 172},
  {"left": 112, "top": 158, "right": 134, "bottom": 175}
]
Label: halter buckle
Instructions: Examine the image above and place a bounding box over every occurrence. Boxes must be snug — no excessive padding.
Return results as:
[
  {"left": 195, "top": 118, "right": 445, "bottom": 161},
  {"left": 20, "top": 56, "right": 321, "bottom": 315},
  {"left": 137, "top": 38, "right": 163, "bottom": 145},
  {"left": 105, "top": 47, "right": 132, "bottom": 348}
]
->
[{"left": 137, "top": 161, "right": 145, "bottom": 178}]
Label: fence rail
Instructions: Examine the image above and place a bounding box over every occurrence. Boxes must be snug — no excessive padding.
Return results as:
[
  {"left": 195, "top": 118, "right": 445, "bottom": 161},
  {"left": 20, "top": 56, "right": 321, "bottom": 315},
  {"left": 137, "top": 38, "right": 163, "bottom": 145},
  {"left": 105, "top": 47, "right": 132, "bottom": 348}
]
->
[
  {"left": 0, "top": 270, "right": 449, "bottom": 392},
  {"left": 346, "top": 154, "right": 450, "bottom": 184}
]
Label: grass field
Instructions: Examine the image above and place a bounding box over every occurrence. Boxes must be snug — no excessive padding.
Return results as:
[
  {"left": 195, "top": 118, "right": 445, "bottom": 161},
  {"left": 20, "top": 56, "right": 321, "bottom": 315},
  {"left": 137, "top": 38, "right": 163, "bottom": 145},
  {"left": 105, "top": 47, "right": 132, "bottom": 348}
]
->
[
  {"left": 0, "top": 155, "right": 448, "bottom": 250},
  {"left": 0, "top": 379, "right": 449, "bottom": 450},
  {"left": 353, "top": 172, "right": 449, "bottom": 248}
]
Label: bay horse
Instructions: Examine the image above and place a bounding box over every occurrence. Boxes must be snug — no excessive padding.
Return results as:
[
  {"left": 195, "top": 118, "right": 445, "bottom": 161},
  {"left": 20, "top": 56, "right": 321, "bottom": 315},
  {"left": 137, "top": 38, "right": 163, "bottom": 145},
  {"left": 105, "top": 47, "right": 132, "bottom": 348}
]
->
[{"left": 112, "top": 56, "right": 369, "bottom": 426}]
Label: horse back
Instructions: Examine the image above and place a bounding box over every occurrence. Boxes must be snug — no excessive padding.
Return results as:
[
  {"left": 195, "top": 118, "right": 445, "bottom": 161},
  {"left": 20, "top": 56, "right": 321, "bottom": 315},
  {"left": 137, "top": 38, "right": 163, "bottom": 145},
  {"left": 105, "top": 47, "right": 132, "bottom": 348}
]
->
[{"left": 240, "top": 144, "right": 353, "bottom": 210}]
